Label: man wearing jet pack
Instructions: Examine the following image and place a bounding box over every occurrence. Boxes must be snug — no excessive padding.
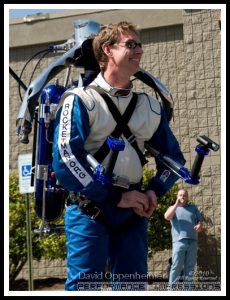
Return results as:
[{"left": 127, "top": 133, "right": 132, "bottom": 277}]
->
[{"left": 52, "top": 21, "right": 185, "bottom": 291}]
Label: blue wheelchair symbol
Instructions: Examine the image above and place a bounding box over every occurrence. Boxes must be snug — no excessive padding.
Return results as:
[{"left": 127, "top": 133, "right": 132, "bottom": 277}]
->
[{"left": 22, "top": 165, "right": 31, "bottom": 177}]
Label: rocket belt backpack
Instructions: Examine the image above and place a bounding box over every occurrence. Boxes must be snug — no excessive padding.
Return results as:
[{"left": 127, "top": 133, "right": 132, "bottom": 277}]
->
[{"left": 67, "top": 85, "right": 148, "bottom": 231}]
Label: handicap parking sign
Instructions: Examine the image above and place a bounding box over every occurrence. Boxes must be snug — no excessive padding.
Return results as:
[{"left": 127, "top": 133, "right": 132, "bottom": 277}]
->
[
  {"left": 18, "top": 153, "right": 34, "bottom": 194},
  {"left": 22, "top": 165, "right": 32, "bottom": 177}
]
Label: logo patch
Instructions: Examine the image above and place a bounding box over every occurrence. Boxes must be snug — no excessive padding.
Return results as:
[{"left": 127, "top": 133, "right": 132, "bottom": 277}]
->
[
  {"left": 58, "top": 96, "right": 92, "bottom": 187},
  {"left": 160, "top": 170, "right": 171, "bottom": 182}
]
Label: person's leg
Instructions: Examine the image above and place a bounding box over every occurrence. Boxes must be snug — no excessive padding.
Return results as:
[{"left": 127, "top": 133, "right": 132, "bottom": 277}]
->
[
  {"left": 65, "top": 205, "right": 109, "bottom": 291},
  {"left": 108, "top": 217, "right": 148, "bottom": 291},
  {"left": 169, "top": 240, "right": 187, "bottom": 290},
  {"left": 183, "top": 240, "right": 197, "bottom": 290}
]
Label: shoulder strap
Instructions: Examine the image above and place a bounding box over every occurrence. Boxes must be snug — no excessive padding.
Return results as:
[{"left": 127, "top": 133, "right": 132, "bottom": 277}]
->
[
  {"left": 89, "top": 85, "right": 137, "bottom": 136},
  {"left": 87, "top": 85, "right": 148, "bottom": 166}
]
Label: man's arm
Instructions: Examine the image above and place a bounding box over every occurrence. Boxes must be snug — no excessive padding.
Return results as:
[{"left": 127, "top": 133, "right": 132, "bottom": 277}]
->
[
  {"left": 194, "top": 206, "right": 204, "bottom": 232},
  {"left": 194, "top": 221, "right": 203, "bottom": 232},
  {"left": 146, "top": 108, "right": 186, "bottom": 198},
  {"left": 164, "top": 198, "right": 183, "bottom": 220},
  {"left": 52, "top": 94, "right": 110, "bottom": 204}
]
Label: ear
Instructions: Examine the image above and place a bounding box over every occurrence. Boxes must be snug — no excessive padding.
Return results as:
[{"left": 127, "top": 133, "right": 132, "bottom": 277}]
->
[{"left": 102, "top": 43, "right": 112, "bottom": 57}]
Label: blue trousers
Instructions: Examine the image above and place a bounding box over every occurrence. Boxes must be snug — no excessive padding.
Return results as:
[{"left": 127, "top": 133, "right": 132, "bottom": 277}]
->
[
  {"left": 169, "top": 239, "right": 197, "bottom": 290},
  {"left": 64, "top": 205, "right": 148, "bottom": 291}
]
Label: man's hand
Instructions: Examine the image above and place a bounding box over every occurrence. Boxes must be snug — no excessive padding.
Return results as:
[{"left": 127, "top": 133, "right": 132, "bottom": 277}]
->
[
  {"left": 194, "top": 222, "right": 202, "bottom": 232},
  {"left": 164, "top": 198, "right": 182, "bottom": 220},
  {"left": 134, "top": 190, "right": 157, "bottom": 218},
  {"left": 175, "top": 198, "right": 185, "bottom": 207},
  {"left": 117, "top": 190, "right": 157, "bottom": 218},
  {"left": 118, "top": 190, "right": 149, "bottom": 210}
]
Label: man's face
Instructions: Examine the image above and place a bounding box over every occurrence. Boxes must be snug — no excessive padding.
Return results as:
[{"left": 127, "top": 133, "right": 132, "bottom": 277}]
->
[
  {"left": 177, "top": 190, "right": 188, "bottom": 205},
  {"left": 109, "top": 30, "right": 143, "bottom": 76}
]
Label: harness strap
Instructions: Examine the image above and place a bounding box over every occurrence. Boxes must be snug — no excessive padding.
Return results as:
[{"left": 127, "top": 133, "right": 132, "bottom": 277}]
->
[{"left": 87, "top": 85, "right": 148, "bottom": 166}]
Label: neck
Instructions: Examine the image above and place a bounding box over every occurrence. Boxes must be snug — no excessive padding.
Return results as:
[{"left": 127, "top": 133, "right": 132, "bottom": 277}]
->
[{"left": 103, "top": 69, "right": 131, "bottom": 89}]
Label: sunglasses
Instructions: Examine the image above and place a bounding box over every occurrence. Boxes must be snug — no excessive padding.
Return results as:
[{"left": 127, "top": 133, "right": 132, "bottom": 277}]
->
[{"left": 118, "top": 39, "right": 142, "bottom": 49}]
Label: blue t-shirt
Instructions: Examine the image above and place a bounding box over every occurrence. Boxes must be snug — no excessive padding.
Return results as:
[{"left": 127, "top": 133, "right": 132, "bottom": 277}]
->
[{"left": 170, "top": 204, "right": 203, "bottom": 242}]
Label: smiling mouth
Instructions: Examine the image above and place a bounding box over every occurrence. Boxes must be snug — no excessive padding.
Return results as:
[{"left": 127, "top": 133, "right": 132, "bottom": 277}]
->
[{"left": 130, "top": 59, "right": 140, "bottom": 66}]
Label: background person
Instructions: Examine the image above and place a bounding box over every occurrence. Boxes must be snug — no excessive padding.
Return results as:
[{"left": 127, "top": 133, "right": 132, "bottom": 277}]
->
[
  {"left": 166, "top": 257, "right": 183, "bottom": 282},
  {"left": 164, "top": 189, "right": 203, "bottom": 290}
]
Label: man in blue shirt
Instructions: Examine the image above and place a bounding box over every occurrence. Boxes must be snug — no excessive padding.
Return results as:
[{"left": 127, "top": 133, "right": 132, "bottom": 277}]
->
[{"left": 164, "top": 189, "right": 203, "bottom": 290}]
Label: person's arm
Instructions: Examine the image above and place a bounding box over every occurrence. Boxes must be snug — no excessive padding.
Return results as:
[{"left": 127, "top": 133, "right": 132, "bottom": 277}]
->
[
  {"left": 52, "top": 93, "right": 110, "bottom": 204},
  {"left": 194, "top": 206, "right": 204, "bottom": 232},
  {"left": 164, "top": 198, "right": 182, "bottom": 220},
  {"left": 194, "top": 221, "right": 203, "bottom": 232},
  {"left": 146, "top": 107, "right": 186, "bottom": 198}
]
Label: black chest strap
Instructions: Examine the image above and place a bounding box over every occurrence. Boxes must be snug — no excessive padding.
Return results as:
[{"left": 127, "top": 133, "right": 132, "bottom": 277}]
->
[{"left": 87, "top": 85, "right": 148, "bottom": 166}]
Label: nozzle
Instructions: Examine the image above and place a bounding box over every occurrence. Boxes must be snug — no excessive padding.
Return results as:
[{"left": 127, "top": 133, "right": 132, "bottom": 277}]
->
[
  {"left": 18, "top": 120, "right": 32, "bottom": 144},
  {"left": 197, "top": 135, "right": 220, "bottom": 152}
]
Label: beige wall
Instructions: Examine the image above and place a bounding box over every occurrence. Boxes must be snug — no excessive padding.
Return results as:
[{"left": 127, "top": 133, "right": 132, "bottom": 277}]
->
[
  {"left": 9, "top": 9, "right": 221, "bottom": 287},
  {"left": 10, "top": 9, "right": 182, "bottom": 47}
]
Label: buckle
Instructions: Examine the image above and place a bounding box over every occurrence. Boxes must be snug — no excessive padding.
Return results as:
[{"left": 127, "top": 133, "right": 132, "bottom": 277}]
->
[
  {"left": 88, "top": 206, "right": 101, "bottom": 220},
  {"left": 66, "top": 193, "right": 80, "bottom": 206},
  {"left": 79, "top": 199, "right": 101, "bottom": 220}
]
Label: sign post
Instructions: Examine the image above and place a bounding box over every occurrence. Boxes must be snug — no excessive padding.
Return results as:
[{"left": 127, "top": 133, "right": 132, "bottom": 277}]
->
[{"left": 18, "top": 153, "right": 34, "bottom": 291}]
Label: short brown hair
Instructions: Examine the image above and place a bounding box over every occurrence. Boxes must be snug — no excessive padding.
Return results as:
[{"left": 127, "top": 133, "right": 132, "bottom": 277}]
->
[{"left": 92, "top": 21, "right": 139, "bottom": 71}]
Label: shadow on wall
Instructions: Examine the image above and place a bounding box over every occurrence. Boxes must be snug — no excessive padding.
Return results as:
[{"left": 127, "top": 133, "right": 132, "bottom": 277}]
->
[{"left": 197, "top": 216, "right": 221, "bottom": 283}]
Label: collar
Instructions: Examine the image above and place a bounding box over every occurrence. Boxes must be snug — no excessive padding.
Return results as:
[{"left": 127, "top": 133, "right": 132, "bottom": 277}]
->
[{"left": 94, "top": 73, "right": 133, "bottom": 97}]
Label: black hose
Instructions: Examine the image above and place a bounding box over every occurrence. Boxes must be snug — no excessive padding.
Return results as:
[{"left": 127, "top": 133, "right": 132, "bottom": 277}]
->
[
  {"left": 18, "top": 48, "right": 51, "bottom": 102},
  {"left": 9, "top": 67, "right": 27, "bottom": 93}
]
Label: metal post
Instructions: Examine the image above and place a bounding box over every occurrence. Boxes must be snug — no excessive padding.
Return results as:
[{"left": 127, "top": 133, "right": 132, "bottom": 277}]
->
[{"left": 26, "top": 193, "right": 34, "bottom": 291}]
